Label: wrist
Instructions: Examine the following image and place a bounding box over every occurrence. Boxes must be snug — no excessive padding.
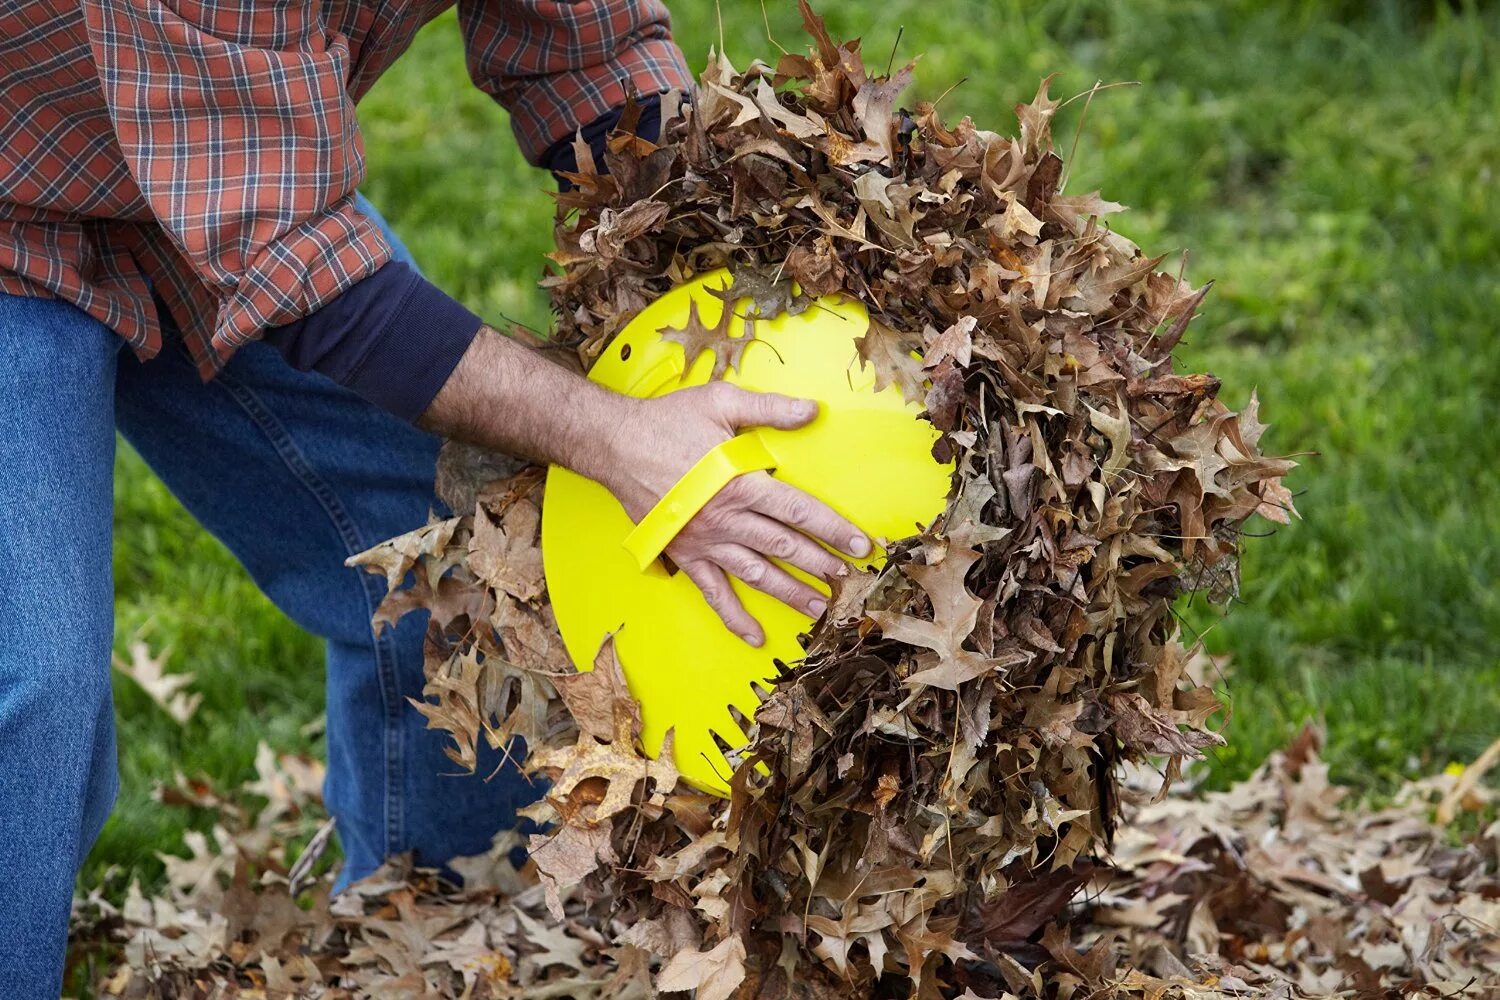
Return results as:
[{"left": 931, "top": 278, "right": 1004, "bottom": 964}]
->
[
  {"left": 419, "top": 323, "right": 652, "bottom": 495},
  {"left": 569, "top": 389, "right": 645, "bottom": 487}
]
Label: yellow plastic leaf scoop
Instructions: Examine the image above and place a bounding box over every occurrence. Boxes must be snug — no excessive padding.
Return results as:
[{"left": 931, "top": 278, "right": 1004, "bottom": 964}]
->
[{"left": 541, "top": 269, "right": 953, "bottom": 794}]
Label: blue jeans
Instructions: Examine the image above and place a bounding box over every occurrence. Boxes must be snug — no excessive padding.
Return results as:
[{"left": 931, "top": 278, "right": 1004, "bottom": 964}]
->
[{"left": 0, "top": 195, "right": 536, "bottom": 997}]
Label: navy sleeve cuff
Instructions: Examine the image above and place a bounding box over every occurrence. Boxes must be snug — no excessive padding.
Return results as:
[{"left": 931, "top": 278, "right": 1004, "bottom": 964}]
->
[
  {"left": 264, "top": 262, "right": 481, "bottom": 423},
  {"left": 541, "top": 93, "right": 664, "bottom": 186}
]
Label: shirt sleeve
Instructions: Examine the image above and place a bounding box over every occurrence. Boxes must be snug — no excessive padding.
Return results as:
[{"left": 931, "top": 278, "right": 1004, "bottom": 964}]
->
[
  {"left": 263, "top": 262, "right": 484, "bottom": 422},
  {"left": 269, "top": 86, "right": 663, "bottom": 423},
  {"left": 81, "top": 0, "right": 389, "bottom": 364},
  {"left": 457, "top": 0, "right": 693, "bottom": 164}
]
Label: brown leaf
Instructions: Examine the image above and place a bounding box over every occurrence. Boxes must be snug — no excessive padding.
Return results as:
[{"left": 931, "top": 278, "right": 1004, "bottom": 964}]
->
[
  {"left": 551, "top": 636, "right": 641, "bottom": 745},
  {"left": 468, "top": 496, "right": 544, "bottom": 603},
  {"left": 924, "top": 357, "right": 966, "bottom": 431},
  {"left": 112, "top": 638, "right": 200, "bottom": 725},
  {"left": 855, "top": 316, "right": 927, "bottom": 405},
  {"left": 871, "top": 547, "right": 1023, "bottom": 690},
  {"left": 964, "top": 864, "right": 1100, "bottom": 946},
  {"left": 347, "top": 514, "right": 463, "bottom": 592},
  {"left": 656, "top": 935, "right": 747, "bottom": 1000},
  {"left": 528, "top": 822, "right": 618, "bottom": 919},
  {"left": 923, "top": 316, "right": 976, "bottom": 370},
  {"left": 583, "top": 200, "right": 671, "bottom": 260},
  {"left": 711, "top": 260, "right": 814, "bottom": 319},
  {"left": 849, "top": 63, "right": 915, "bottom": 166},
  {"left": 1107, "top": 691, "right": 1225, "bottom": 757},
  {"left": 660, "top": 297, "right": 756, "bottom": 381},
  {"left": 824, "top": 565, "right": 881, "bottom": 625}
]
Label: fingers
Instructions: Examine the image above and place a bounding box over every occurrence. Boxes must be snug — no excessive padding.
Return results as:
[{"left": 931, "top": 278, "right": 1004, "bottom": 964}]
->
[
  {"left": 682, "top": 561, "right": 764, "bottom": 647},
  {"left": 682, "top": 543, "right": 829, "bottom": 647},
  {"left": 733, "top": 510, "right": 848, "bottom": 581},
  {"left": 709, "top": 383, "right": 820, "bottom": 432},
  {"left": 750, "top": 476, "right": 872, "bottom": 558},
  {"left": 712, "top": 543, "right": 829, "bottom": 619}
]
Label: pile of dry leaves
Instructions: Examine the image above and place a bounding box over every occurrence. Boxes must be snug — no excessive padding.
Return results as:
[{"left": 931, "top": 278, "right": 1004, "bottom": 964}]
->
[
  {"left": 74, "top": 727, "right": 1500, "bottom": 997},
  {"left": 311, "top": 4, "right": 1303, "bottom": 994}
]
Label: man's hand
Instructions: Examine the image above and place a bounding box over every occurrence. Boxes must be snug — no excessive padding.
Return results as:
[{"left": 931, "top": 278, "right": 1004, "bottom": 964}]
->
[
  {"left": 597, "top": 382, "right": 870, "bottom": 646},
  {"left": 420, "top": 326, "right": 870, "bottom": 645}
]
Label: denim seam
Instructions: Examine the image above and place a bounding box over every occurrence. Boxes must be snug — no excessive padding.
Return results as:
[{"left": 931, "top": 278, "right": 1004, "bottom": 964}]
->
[{"left": 206, "top": 361, "right": 407, "bottom": 862}]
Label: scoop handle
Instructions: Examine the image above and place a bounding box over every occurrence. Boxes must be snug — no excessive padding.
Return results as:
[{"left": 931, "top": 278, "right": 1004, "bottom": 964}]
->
[{"left": 621, "top": 432, "right": 777, "bottom": 572}]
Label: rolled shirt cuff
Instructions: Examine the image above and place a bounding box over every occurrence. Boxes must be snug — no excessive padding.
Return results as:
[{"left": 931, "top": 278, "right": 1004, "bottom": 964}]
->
[{"left": 264, "top": 261, "right": 482, "bottom": 422}]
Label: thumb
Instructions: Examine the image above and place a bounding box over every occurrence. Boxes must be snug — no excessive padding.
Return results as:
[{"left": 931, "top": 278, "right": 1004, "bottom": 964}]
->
[{"left": 714, "top": 386, "right": 819, "bottom": 431}]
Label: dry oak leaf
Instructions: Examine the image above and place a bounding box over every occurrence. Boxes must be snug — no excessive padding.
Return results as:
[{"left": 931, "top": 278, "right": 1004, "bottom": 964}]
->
[
  {"left": 242, "top": 740, "right": 324, "bottom": 823},
  {"left": 660, "top": 297, "right": 756, "bottom": 381},
  {"left": 511, "top": 906, "right": 589, "bottom": 973},
  {"left": 1086, "top": 397, "right": 1133, "bottom": 480},
  {"left": 529, "top": 736, "right": 659, "bottom": 826},
  {"left": 944, "top": 476, "right": 1012, "bottom": 548},
  {"left": 481, "top": 626, "right": 563, "bottom": 749},
  {"left": 1049, "top": 190, "right": 1126, "bottom": 222},
  {"left": 855, "top": 316, "right": 928, "bottom": 405},
  {"left": 853, "top": 170, "right": 918, "bottom": 247},
  {"left": 349, "top": 889, "right": 471, "bottom": 979},
  {"left": 708, "top": 261, "right": 813, "bottom": 320},
  {"left": 526, "top": 697, "right": 680, "bottom": 827},
  {"left": 112, "top": 638, "right": 201, "bottom": 725},
  {"left": 551, "top": 636, "right": 641, "bottom": 745},
  {"left": 824, "top": 564, "right": 881, "bottom": 625},
  {"left": 372, "top": 566, "right": 490, "bottom": 635},
  {"left": 751, "top": 76, "right": 824, "bottom": 140},
  {"left": 421, "top": 922, "right": 511, "bottom": 988},
  {"left": 871, "top": 546, "right": 1028, "bottom": 690},
  {"left": 347, "top": 515, "right": 461, "bottom": 592},
  {"left": 1107, "top": 691, "right": 1225, "bottom": 758},
  {"left": 527, "top": 821, "right": 617, "bottom": 919},
  {"left": 583, "top": 200, "right": 671, "bottom": 261},
  {"left": 655, "top": 934, "right": 748, "bottom": 1000},
  {"left": 409, "top": 649, "right": 488, "bottom": 771},
  {"left": 468, "top": 497, "right": 544, "bottom": 603},
  {"left": 922, "top": 315, "right": 976, "bottom": 371}
]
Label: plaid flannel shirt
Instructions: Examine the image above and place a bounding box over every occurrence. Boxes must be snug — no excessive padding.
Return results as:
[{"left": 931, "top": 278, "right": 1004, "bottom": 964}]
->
[{"left": 0, "top": 1, "right": 691, "bottom": 377}]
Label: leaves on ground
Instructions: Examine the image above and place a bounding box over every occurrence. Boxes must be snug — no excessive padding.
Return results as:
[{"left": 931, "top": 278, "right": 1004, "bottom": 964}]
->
[{"left": 72, "top": 729, "right": 1500, "bottom": 997}]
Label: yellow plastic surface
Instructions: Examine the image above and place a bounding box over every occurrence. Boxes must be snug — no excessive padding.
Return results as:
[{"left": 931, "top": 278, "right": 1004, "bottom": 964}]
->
[{"left": 541, "top": 269, "right": 952, "bottom": 794}]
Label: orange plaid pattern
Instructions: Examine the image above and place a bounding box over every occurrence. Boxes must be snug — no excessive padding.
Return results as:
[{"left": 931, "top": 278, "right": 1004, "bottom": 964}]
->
[{"left": 0, "top": 1, "right": 689, "bottom": 376}]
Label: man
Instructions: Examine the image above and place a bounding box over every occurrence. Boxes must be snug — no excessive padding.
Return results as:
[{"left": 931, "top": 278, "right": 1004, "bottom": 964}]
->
[{"left": 0, "top": 2, "right": 870, "bottom": 993}]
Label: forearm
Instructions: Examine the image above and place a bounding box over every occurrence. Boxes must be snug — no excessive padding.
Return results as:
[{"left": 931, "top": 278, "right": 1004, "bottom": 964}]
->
[{"left": 417, "top": 324, "right": 635, "bottom": 483}]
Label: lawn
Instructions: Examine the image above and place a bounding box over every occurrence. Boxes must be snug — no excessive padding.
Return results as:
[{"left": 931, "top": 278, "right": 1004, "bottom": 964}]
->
[{"left": 94, "top": 0, "right": 1499, "bottom": 896}]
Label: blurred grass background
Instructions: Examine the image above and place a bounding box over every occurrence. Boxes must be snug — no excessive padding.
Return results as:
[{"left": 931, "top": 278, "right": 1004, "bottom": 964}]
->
[{"left": 94, "top": 0, "right": 1498, "bottom": 896}]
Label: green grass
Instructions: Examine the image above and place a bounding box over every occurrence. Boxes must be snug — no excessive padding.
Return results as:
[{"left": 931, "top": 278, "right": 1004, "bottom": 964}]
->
[{"left": 95, "top": 0, "right": 1498, "bottom": 893}]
